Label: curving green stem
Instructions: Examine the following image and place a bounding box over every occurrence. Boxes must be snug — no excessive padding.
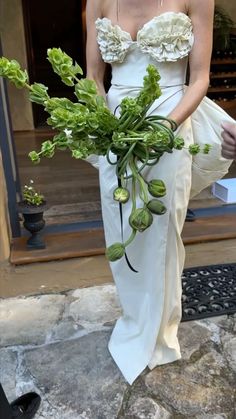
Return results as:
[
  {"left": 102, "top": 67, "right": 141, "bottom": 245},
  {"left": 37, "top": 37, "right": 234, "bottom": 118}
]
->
[
  {"left": 116, "top": 142, "right": 137, "bottom": 178},
  {"left": 106, "top": 144, "right": 118, "bottom": 165},
  {"left": 130, "top": 157, "right": 149, "bottom": 204},
  {"left": 122, "top": 160, "right": 137, "bottom": 249},
  {"left": 118, "top": 113, "right": 137, "bottom": 132},
  {"left": 124, "top": 228, "right": 137, "bottom": 247},
  {"left": 145, "top": 115, "right": 178, "bottom": 131},
  {"left": 130, "top": 156, "right": 137, "bottom": 213}
]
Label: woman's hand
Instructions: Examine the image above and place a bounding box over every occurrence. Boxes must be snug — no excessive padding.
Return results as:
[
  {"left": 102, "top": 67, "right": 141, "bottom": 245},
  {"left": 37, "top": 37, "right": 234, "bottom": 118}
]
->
[{"left": 221, "top": 122, "right": 236, "bottom": 160}]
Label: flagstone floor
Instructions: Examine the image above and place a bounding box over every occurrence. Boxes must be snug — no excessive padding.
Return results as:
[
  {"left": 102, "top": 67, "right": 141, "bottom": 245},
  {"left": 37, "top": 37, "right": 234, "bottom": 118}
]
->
[
  {"left": 0, "top": 283, "right": 235, "bottom": 419},
  {"left": 1, "top": 240, "right": 236, "bottom": 418}
]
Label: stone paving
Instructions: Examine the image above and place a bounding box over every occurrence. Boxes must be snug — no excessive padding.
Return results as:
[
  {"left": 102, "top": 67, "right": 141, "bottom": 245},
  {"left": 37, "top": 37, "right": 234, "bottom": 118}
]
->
[{"left": 0, "top": 284, "right": 235, "bottom": 418}]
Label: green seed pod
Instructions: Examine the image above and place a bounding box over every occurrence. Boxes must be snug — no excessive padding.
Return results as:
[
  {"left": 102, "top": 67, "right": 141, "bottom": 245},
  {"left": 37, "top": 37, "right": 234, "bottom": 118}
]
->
[
  {"left": 105, "top": 243, "right": 125, "bottom": 262},
  {"left": 148, "top": 179, "right": 166, "bottom": 197},
  {"left": 113, "top": 187, "right": 130, "bottom": 203},
  {"left": 129, "top": 208, "right": 153, "bottom": 232},
  {"left": 147, "top": 199, "right": 167, "bottom": 215}
]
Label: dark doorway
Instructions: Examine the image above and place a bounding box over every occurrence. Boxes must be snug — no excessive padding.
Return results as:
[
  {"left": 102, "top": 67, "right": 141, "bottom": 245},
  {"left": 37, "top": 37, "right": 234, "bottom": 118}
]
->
[{"left": 22, "top": 0, "right": 86, "bottom": 128}]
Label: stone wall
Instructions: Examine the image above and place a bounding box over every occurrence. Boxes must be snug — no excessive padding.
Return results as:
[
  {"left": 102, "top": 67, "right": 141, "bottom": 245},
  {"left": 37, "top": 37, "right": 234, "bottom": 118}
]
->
[
  {"left": 0, "top": 0, "right": 34, "bottom": 131},
  {"left": 0, "top": 151, "right": 10, "bottom": 261}
]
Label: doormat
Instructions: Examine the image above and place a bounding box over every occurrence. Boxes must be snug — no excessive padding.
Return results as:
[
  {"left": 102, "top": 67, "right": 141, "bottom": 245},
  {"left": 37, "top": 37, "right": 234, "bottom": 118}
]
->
[{"left": 182, "top": 263, "right": 236, "bottom": 321}]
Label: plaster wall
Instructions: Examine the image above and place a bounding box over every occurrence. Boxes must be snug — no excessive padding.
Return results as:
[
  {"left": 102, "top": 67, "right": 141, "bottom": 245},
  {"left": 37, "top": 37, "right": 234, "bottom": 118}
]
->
[
  {"left": 0, "top": 151, "right": 10, "bottom": 262},
  {"left": 0, "top": 0, "right": 34, "bottom": 131}
]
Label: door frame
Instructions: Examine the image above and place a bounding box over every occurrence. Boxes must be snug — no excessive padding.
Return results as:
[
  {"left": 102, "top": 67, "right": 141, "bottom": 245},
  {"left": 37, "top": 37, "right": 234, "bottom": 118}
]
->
[
  {"left": 22, "top": 0, "right": 87, "bottom": 127},
  {"left": 0, "top": 38, "right": 21, "bottom": 238}
]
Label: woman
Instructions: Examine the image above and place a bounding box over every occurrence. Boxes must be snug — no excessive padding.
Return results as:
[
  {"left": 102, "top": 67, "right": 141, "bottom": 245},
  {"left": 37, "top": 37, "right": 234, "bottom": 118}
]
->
[{"left": 86, "top": 0, "right": 233, "bottom": 384}]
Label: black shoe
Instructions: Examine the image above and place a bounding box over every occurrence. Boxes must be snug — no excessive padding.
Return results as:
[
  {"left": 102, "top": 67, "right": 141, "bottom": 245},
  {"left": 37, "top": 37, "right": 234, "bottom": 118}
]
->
[
  {"left": 185, "top": 208, "right": 196, "bottom": 222},
  {"left": 10, "top": 392, "right": 41, "bottom": 419}
]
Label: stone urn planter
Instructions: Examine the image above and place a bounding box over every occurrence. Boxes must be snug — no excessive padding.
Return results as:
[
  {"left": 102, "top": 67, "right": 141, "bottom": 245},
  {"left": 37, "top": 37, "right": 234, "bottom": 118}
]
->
[{"left": 18, "top": 201, "right": 47, "bottom": 249}]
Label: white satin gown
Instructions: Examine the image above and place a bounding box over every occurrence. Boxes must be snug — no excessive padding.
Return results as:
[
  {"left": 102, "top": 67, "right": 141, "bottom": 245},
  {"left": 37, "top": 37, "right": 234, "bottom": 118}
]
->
[{"left": 91, "top": 12, "right": 234, "bottom": 384}]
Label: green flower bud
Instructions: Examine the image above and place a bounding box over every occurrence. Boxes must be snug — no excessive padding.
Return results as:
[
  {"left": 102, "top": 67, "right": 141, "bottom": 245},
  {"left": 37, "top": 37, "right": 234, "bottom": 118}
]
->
[
  {"left": 148, "top": 179, "right": 166, "bottom": 197},
  {"left": 188, "top": 144, "right": 201, "bottom": 155},
  {"left": 28, "top": 151, "right": 40, "bottom": 164},
  {"left": 0, "top": 58, "right": 28, "bottom": 88},
  {"left": 203, "top": 144, "right": 211, "bottom": 154},
  {"left": 173, "top": 137, "right": 185, "bottom": 150},
  {"left": 129, "top": 208, "right": 153, "bottom": 232},
  {"left": 0, "top": 57, "right": 10, "bottom": 76},
  {"left": 29, "top": 83, "right": 49, "bottom": 105},
  {"left": 147, "top": 199, "right": 167, "bottom": 215},
  {"left": 72, "top": 150, "right": 83, "bottom": 159},
  {"left": 113, "top": 187, "right": 130, "bottom": 203},
  {"left": 41, "top": 140, "right": 55, "bottom": 158},
  {"left": 106, "top": 243, "right": 125, "bottom": 262}
]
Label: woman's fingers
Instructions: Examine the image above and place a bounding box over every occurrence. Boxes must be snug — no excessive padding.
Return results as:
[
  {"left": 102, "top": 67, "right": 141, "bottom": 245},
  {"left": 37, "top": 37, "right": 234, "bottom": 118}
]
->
[
  {"left": 221, "top": 126, "right": 236, "bottom": 159},
  {"left": 221, "top": 121, "right": 236, "bottom": 137},
  {"left": 221, "top": 131, "right": 236, "bottom": 148}
]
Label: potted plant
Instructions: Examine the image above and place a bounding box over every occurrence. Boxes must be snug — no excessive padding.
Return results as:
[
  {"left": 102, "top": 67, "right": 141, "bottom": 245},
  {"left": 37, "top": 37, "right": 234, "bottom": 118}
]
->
[{"left": 18, "top": 180, "right": 47, "bottom": 249}]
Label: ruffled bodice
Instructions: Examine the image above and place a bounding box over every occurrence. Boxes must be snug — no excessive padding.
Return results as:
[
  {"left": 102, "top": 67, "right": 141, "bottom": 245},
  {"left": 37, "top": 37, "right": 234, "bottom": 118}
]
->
[{"left": 95, "top": 12, "right": 194, "bottom": 64}]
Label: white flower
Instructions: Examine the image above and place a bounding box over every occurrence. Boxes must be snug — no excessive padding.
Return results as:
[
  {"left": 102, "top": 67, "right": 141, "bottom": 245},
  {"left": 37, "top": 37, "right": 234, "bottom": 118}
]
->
[
  {"left": 30, "top": 179, "right": 34, "bottom": 184},
  {"left": 64, "top": 128, "right": 72, "bottom": 138}
]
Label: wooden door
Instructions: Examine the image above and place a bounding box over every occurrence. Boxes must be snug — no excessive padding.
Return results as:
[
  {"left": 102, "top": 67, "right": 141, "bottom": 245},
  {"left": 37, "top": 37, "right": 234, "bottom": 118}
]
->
[{"left": 22, "top": 0, "right": 87, "bottom": 127}]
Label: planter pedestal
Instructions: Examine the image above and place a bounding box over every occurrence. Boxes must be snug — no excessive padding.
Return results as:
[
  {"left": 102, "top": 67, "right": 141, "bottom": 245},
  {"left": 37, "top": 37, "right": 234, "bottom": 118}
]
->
[
  {"left": 18, "top": 202, "right": 47, "bottom": 250},
  {"left": 22, "top": 211, "right": 46, "bottom": 249}
]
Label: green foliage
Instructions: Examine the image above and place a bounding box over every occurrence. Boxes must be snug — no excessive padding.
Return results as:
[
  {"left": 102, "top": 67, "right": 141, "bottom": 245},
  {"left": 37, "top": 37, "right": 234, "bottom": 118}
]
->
[
  {"left": 29, "top": 83, "right": 50, "bottom": 105},
  {"left": 22, "top": 180, "right": 44, "bottom": 206},
  {"left": 47, "top": 48, "right": 83, "bottom": 86},
  {"left": 213, "top": 6, "right": 235, "bottom": 50},
  {"left": 137, "top": 64, "right": 162, "bottom": 107},
  {"left": 0, "top": 57, "right": 28, "bottom": 88}
]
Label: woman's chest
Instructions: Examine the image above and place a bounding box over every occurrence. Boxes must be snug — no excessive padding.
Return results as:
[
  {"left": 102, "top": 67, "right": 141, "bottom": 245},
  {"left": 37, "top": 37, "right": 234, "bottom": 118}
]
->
[{"left": 95, "top": 12, "right": 194, "bottom": 64}]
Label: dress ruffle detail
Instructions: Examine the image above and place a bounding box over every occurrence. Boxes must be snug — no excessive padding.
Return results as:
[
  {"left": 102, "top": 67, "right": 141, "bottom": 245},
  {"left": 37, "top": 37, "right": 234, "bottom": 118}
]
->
[
  {"left": 95, "top": 18, "right": 131, "bottom": 64},
  {"left": 95, "top": 12, "right": 194, "bottom": 64},
  {"left": 138, "top": 13, "right": 194, "bottom": 62}
]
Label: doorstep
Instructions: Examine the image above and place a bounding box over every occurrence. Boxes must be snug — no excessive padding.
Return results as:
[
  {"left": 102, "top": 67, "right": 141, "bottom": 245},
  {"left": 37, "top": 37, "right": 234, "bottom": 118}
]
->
[
  {"left": 10, "top": 208, "right": 236, "bottom": 265},
  {"left": 10, "top": 228, "right": 105, "bottom": 265}
]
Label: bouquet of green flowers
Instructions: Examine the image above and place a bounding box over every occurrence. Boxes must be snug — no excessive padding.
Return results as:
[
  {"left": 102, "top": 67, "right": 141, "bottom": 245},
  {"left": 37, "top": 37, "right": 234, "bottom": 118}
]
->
[{"left": 0, "top": 49, "right": 210, "bottom": 262}]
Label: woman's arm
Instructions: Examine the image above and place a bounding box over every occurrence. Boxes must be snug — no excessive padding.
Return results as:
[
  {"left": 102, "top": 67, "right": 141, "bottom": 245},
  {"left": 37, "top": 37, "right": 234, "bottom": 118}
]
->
[
  {"left": 168, "top": 0, "right": 215, "bottom": 126},
  {"left": 86, "top": 0, "right": 106, "bottom": 97}
]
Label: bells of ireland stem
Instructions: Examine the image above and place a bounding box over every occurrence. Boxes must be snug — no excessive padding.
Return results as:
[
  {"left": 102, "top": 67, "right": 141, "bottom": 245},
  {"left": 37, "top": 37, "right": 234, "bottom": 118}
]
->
[
  {"left": 129, "top": 208, "right": 153, "bottom": 232},
  {"left": 147, "top": 199, "right": 167, "bottom": 215},
  {"left": 106, "top": 243, "right": 125, "bottom": 262},
  {"left": 113, "top": 187, "right": 130, "bottom": 204},
  {"left": 148, "top": 179, "right": 166, "bottom": 198}
]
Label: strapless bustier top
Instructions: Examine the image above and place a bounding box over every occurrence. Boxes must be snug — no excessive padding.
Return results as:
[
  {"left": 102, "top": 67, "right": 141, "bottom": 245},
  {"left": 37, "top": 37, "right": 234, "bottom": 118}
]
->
[{"left": 95, "top": 12, "right": 194, "bottom": 64}]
